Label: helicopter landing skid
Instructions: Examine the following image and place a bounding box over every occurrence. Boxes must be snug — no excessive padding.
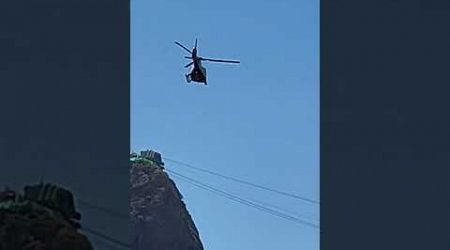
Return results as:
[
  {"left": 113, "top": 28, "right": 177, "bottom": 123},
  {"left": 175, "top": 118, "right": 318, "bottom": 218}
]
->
[{"left": 185, "top": 74, "right": 191, "bottom": 83}]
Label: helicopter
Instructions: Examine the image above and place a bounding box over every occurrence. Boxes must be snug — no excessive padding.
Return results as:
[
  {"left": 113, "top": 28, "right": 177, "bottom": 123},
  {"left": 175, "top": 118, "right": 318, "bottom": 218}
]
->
[{"left": 175, "top": 39, "right": 240, "bottom": 85}]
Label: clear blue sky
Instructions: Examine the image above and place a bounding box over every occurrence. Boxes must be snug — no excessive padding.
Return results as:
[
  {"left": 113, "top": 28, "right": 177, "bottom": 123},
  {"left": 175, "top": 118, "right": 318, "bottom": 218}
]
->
[{"left": 131, "top": 0, "right": 319, "bottom": 249}]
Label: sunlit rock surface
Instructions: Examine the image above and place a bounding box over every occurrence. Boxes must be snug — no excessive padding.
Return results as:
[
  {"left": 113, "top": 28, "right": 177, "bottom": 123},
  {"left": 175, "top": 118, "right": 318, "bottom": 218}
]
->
[{"left": 130, "top": 154, "right": 203, "bottom": 250}]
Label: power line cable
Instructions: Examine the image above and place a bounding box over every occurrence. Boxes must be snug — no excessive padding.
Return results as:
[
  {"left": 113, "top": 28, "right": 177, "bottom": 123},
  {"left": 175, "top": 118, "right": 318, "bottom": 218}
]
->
[
  {"left": 75, "top": 200, "right": 131, "bottom": 249},
  {"left": 76, "top": 199, "right": 129, "bottom": 220},
  {"left": 164, "top": 166, "right": 317, "bottom": 223},
  {"left": 76, "top": 166, "right": 318, "bottom": 229},
  {"left": 239, "top": 194, "right": 318, "bottom": 222},
  {"left": 166, "top": 169, "right": 320, "bottom": 230},
  {"left": 164, "top": 157, "right": 319, "bottom": 205},
  {"left": 77, "top": 181, "right": 317, "bottom": 226},
  {"left": 77, "top": 158, "right": 319, "bottom": 234},
  {"left": 91, "top": 238, "right": 129, "bottom": 250},
  {"left": 169, "top": 170, "right": 319, "bottom": 229},
  {"left": 82, "top": 226, "right": 131, "bottom": 249}
]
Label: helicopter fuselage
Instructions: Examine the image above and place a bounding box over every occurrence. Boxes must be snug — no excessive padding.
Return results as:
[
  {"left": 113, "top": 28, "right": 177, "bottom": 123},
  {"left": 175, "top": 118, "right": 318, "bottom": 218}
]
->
[
  {"left": 176, "top": 40, "right": 239, "bottom": 85},
  {"left": 187, "top": 56, "right": 207, "bottom": 84}
]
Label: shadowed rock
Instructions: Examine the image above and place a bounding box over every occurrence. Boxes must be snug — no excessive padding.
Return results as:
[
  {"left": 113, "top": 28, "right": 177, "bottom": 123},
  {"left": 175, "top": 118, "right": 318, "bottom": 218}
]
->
[{"left": 0, "top": 184, "right": 93, "bottom": 250}]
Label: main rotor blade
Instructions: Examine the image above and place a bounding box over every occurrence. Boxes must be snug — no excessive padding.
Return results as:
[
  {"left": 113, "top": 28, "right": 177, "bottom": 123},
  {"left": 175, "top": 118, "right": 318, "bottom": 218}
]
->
[
  {"left": 174, "top": 41, "right": 192, "bottom": 54},
  {"left": 201, "top": 58, "right": 240, "bottom": 64},
  {"left": 185, "top": 62, "right": 194, "bottom": 68},
  {"left": 185, "top": 56, "right": 193, "bottom": 59},
  {"left": 195, "top": 39, "right": 198, "bottom": 49}
]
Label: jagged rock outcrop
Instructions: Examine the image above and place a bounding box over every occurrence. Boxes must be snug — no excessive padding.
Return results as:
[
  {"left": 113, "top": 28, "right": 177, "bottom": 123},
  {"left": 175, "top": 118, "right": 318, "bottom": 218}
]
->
[
  {"left": 130, "top": 152, "right": 203, "bottom": 250},
  {"left": 0, "top": 184, "right": 93, "bottom": 250}
]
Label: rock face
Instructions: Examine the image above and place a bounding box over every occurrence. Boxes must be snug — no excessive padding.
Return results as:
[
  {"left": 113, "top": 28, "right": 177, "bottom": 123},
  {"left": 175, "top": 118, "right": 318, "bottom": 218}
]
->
[
  {"left": 0, "top": 184, "right": 93, "bottom": 250},
  {"left": 130, "top": 154, "right": 203, "bottom": 250}
]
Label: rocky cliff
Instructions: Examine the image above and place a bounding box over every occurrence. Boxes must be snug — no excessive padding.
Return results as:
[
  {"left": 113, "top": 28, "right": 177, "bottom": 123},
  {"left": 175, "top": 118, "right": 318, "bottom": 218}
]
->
[
  {"left": 0, "top": 184, "right": 93, "bottom": 250},
  {"left": 130, "top": 153, "right": 203, "bottom": 250}
]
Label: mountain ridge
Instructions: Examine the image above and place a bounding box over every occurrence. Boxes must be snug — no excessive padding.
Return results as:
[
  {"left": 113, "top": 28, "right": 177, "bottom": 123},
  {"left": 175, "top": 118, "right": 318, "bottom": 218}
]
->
[{"left": 130, "top": 150, "right": 204, "bottom": 250}]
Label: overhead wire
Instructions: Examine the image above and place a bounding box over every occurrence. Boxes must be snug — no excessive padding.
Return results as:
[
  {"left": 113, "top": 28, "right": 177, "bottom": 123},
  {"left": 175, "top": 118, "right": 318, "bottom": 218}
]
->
[
  {"left": 74, "top": 156, "right": 319, "bottom": 246},
  {"left": 77, "top": 174, "right": 318, "bottom": 228},
  {"left": 163, "top": 157, "right": 320, "bottom": 205},
  {"left": 76, "top": 200, "right": 131, "bottom": 249},
  {"left": 90, "top": 238, "right": 129, "bottom": 250},
  {"left": 76, "top": 198, "right": 130, "bottom": 220},
  {"left": 77, "top": 180, "right": 317, "bottom": 227},
  {"left": 81, "top": 226, "right": 131, "bottom": 249},
  {"left": 166, "top": 169, "right": 320, "bottom": 230},
  {"left": 232, "top": 193, "right": 318, "bottom": 222}
]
